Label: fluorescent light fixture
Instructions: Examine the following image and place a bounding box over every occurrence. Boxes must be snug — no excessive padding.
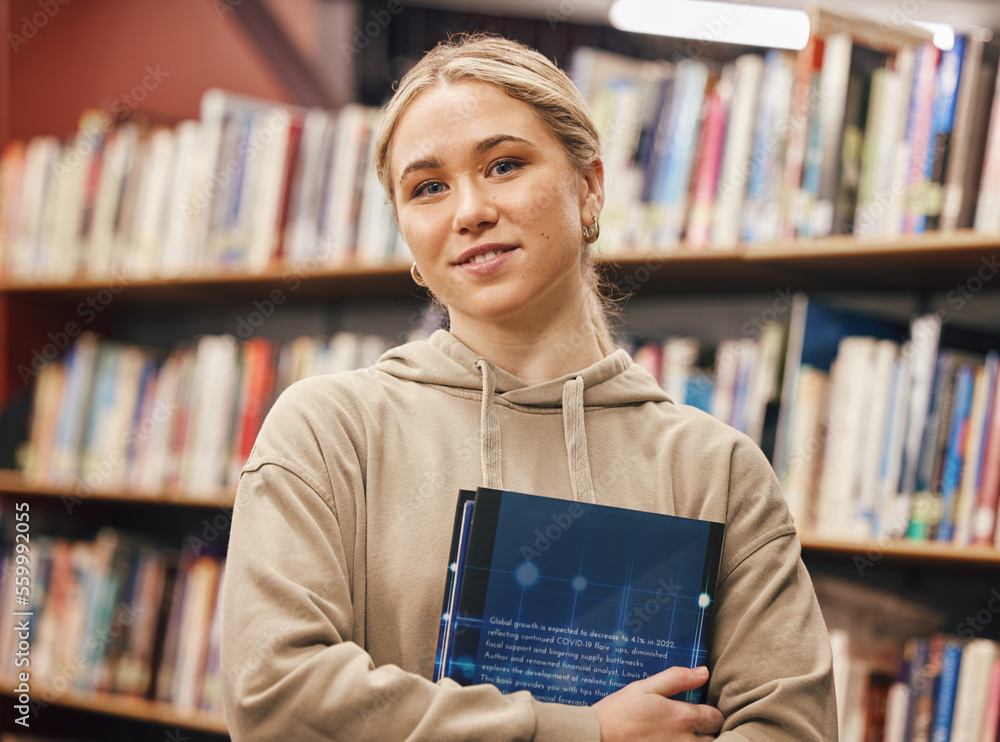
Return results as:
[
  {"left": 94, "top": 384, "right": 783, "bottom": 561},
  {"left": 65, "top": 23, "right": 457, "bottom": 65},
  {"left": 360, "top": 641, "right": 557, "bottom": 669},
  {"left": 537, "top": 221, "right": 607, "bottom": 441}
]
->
[
  {"left": 912, "top": 21, "right": 954, "bottom": 51},
  {"left": 609, "top": 0, "right": 811, "bottom": 51}
]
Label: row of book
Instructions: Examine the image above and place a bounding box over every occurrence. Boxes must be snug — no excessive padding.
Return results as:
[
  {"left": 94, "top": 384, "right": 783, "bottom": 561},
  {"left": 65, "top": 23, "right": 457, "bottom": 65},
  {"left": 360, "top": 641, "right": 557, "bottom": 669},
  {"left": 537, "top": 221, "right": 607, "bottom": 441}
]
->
[
  {"left": 627, "top": 320, "right": 786, "bottom": 450},
  {"left": 775, "top": 295, "right": 1000, "bottom": 547},
  {"left": 571, "top": 14, "right": 1000, "bottom": 251},
  {"left": 0, "top": 89, "right": 408, "bottom": 283},
  {"left": 0, "top": 527, "right": 226, "bottom": 716},
  {"left": 831, "top": 629, "right": 1000, "bottom": 742},
  {"left": 21, "top": 329, "right": 415, "bottom": 497},
  {"left": 15, "top": 293, "right": 1000, "bottom": 547},
  {"left": 623, "top": 292, "right": 1000, "bottom": 547}
]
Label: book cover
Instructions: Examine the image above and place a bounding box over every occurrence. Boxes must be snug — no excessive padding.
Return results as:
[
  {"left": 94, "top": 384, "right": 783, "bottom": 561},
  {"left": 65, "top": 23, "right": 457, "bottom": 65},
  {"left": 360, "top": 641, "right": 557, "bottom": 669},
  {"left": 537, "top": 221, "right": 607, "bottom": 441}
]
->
[{"left": 434, "top": 488, "right": 724, "bottom": 707}]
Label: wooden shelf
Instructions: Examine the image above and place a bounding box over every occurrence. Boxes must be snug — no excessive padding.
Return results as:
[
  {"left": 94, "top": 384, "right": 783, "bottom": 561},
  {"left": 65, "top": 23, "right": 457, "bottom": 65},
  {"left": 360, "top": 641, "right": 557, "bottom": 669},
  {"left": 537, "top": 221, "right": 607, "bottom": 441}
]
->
[
  {"left": 799, "top": 532, "right": 1000, "bottom": 566},
  {"left": 1, "top": 230, "right": 998, "bottom": 301},
  {"left": 0, "top": 682, "right": 228, "bottom": 736},
  {"left": 0, "top": 470, "right": 235, "bottom": 509},
  {"left": 0, "top": 259, "right": 425, "bottom": 305}
]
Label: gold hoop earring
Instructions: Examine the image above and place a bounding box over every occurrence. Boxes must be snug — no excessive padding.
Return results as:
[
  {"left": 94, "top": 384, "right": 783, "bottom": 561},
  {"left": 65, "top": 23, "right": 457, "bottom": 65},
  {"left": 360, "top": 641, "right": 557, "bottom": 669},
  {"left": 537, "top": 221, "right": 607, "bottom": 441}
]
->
[
  {"left": 582, "top": 212, "right": 600, "bottom": 244},
  {"left": 410, "top": 262, "right": 428, "bottom": 287}
]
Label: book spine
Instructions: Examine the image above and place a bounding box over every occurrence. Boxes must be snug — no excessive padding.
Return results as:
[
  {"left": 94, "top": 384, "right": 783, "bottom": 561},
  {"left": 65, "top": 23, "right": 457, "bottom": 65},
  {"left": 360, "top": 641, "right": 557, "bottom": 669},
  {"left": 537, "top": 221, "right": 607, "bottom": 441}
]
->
[
  {"left": 941, "top": 34, "right": 982, "bottom": 232},
  {"left": 685, "top": 83, "right": 728, "bottom": 249},
  {"left": 930, "top": 640, "right": 964, "bottom": 742},
  {"left": 923, "top": 38, "right": 965, "bottom": 232},
  {"left": 979, "top": 656, "right": 1000, "bottom": 742},
  {"left": 935, "top": 364, "right": 975, "bottom": 542},
  {"left": 903, "top": 43, "right": 941, "bottom": 235},
  {"left": 972, "top": 357, "right": 1000, "bottom": 545},
  {"left": 974, "top": 64, "right": 1000, "bottom": 232}
]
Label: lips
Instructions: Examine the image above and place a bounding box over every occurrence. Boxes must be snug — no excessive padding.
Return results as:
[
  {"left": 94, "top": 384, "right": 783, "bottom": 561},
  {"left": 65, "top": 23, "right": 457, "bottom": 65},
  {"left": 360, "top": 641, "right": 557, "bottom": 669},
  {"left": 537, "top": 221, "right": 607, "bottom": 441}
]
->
[
  {"left": 467, "top": 249, "right": 506, "bottom": 264},
  {"left": 454, "top": 243, "right": 517, "bottom": 265}
]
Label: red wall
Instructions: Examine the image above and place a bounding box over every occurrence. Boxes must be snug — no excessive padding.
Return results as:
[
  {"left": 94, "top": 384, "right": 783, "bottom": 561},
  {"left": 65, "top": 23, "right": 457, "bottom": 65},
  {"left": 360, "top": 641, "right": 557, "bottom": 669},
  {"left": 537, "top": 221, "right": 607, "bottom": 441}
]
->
[{"left": 7, "top": 0, "right": 294, "bottom": 140}]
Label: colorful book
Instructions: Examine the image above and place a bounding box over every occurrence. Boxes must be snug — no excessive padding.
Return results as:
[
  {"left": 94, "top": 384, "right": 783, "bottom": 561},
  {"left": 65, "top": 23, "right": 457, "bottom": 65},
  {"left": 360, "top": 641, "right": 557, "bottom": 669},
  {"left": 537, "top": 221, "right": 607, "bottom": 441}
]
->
[
  {"left": 434, "top": 488, "right": 724, "bottom": 707},
  {"left": 930, "top": 638, "right": 963, "bottom": 742}
]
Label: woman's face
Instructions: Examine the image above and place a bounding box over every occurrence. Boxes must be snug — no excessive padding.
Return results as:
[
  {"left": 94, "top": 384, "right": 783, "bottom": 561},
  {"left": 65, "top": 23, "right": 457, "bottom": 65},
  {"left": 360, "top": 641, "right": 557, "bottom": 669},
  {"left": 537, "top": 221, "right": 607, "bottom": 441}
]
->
[{"left": 388, "top": 80, "right": 603, "bottom": 332}]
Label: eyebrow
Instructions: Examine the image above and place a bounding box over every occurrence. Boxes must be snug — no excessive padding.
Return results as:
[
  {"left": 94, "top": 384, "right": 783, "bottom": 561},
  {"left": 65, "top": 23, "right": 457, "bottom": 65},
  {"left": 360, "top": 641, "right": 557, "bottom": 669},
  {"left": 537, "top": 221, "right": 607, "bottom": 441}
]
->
[{"left": 396, "top": 134, "right": 537, "bottom": 189}]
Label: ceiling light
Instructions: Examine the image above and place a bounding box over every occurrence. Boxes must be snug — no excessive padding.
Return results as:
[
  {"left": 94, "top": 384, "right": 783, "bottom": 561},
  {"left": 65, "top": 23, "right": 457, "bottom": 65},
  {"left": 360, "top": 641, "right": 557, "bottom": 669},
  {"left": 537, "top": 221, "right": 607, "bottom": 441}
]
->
[
  {"left": 911, "top": 21, "right": 955, "bottom": 51},
  {"left": 609, "top": 0, "right": 811, "bottom": 51}
]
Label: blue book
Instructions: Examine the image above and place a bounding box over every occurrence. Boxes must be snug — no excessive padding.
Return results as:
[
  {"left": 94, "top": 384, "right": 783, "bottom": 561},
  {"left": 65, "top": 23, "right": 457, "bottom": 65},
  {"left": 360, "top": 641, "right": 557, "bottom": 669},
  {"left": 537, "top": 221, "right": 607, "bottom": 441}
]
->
[
  {"left": 930, "top": 639, "right": 963, "bottom": 742},
  {"left": 936, "top": 364, "right": 976, "bottom": 542},
  {"left": 434, "top": 488, "right": 725, "bottom": 707},
  {"left": 920, "top": 36, "right": 966, "bottom": 233}
]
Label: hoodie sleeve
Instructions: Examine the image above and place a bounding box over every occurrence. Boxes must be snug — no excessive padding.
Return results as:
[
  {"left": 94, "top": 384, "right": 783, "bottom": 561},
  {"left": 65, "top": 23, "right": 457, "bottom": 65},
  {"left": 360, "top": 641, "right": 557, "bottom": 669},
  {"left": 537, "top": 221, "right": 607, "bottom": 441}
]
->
[
  {"left": 220, "top": 381, "right": 601, "bottom": 742},
  {"left": 707, "top": 435, "right": 839, "bottom": 742}
]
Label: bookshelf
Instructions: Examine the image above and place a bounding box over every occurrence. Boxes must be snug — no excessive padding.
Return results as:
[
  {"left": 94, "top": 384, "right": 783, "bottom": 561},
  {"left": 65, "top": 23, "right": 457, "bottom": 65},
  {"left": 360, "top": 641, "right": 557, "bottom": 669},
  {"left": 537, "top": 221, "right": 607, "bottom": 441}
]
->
[
  {"left": 3, "top": 0, "right": 1000, "bottom": 740},
  {"left": 0, "top": 683, "right": 229, "bottom": 736}
]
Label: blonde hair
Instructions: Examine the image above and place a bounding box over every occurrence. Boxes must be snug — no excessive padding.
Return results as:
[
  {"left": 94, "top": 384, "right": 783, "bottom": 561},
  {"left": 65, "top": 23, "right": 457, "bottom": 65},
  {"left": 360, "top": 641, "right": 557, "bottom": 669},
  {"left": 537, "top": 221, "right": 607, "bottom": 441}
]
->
[{"left": 374, "top": 32, "right": 618, "bottom": 351}]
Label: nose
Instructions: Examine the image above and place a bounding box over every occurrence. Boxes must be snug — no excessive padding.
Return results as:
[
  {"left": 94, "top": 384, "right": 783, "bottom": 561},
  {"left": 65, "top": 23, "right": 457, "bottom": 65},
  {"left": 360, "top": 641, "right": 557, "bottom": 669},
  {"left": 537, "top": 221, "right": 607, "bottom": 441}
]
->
[{"left": 451, "top": 180, "right": 498, "bottom": 234}]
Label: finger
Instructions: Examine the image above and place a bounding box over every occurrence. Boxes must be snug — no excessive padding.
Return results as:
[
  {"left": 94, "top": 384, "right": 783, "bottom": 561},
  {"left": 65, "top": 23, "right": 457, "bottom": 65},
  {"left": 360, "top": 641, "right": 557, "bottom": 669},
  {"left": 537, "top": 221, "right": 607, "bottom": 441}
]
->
[
  {"left": 634, "top": 665, "right": 709, "bottom": 697},
  {"left": 691, "top": 704, "right": 725, "bottom": 735}
]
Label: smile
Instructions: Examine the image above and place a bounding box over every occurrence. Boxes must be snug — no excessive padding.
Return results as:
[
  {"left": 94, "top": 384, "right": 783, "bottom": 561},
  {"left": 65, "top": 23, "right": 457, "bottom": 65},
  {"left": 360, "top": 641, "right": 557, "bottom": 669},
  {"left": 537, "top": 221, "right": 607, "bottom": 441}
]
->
[
  {"left": 455, "top": 244, "right": 518, "bottom": 265},
  {"left": 468, "top": 249, "right": 506, "bottom": 264},
  {"left": 454, "top": 245, "right": 519, "bottom": 276}
]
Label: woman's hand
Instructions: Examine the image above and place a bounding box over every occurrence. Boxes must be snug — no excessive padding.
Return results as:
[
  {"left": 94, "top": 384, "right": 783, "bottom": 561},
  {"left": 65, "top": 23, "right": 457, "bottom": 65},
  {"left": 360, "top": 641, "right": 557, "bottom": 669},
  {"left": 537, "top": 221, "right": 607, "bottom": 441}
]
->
[{"left": 592, "top": 666, "right": 725, "bottom": 741}]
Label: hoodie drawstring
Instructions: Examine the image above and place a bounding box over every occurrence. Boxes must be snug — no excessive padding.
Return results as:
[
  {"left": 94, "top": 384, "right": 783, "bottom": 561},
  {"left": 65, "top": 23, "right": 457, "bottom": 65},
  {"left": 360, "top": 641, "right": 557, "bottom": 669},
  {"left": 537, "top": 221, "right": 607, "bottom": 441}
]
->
[
  {"left": 562, "top": 376, "right": 597, "bottom": 504},
  {"left": 476, "top": 360, "right": 597, "bottom": 504},
  {"left": 476, "top": 360, "right": 504, "bottom": 489}
]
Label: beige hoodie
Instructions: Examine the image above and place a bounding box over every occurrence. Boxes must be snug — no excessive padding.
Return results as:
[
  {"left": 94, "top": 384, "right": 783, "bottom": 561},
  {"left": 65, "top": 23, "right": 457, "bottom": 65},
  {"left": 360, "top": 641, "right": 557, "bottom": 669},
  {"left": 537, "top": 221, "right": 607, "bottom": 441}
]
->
[{"left": 221, "top": 329, "right": 837, "bottom": 741}]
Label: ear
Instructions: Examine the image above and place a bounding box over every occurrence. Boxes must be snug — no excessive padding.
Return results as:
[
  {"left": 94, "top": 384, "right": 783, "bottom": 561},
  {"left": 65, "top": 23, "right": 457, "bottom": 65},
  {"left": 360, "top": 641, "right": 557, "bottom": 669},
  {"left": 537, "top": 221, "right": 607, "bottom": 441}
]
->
[{"left": 579, "top": 157, "right": 605, "bottom": 222}]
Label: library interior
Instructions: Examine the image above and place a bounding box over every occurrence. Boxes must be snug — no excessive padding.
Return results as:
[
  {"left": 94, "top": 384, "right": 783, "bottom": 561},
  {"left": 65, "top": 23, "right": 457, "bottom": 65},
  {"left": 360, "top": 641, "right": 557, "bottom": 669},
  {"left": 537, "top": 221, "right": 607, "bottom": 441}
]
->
[{"left": 2, "top": 0, "right": 1000, "bottom": 739}]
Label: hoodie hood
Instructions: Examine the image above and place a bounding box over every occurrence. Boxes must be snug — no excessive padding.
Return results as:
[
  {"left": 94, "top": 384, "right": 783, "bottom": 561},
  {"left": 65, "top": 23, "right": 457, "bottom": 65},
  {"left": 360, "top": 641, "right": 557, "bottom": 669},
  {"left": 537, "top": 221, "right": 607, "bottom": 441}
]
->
[{"left": 374, "top": 330, "right": 671, "bottom": 504}]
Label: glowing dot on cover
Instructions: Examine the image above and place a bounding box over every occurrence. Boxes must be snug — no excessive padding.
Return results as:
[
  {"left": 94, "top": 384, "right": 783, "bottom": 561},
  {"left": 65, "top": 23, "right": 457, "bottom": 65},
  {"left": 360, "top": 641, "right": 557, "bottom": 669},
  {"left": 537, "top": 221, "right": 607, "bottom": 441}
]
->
[
  {"left": 449, "top": 562, "right": 457, "bottom": 572},
  {"left": 515, "top": 562, "right": 540, "bottom": 587},
  {"left": 698, "top": 593, "right": 711, "bottom": 608},
  {"left": 572, "top": 575, "right": 587, "bottom": 591}
]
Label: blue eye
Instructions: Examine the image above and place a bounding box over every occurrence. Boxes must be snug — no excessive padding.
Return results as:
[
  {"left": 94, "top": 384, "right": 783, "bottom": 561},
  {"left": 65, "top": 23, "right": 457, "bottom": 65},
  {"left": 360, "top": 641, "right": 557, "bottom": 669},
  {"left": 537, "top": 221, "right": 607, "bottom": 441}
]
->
[
  {"left": 414, "top": 180, "right": 445, "bottom": 198},
  {"left": 490, "top": 158, "right": 520, "bottom": 176}
]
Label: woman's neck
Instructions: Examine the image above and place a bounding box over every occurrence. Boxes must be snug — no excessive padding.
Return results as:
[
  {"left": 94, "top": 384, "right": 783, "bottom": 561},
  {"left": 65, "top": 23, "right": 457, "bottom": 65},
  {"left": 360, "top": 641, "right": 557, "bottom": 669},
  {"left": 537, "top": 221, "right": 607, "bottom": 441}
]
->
[{"left": 448, "top": 296, "right": 607, "bottom": 385}]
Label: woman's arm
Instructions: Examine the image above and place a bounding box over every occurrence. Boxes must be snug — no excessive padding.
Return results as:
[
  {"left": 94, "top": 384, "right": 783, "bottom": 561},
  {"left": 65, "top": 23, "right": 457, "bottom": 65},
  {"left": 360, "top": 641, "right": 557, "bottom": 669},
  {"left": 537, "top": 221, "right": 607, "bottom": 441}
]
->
[
  {"left": 704, "top": 436, "right": 839, "bottom": 741},
  {"left": 222, "top": 462, "right": 602, "bottom": 742}
]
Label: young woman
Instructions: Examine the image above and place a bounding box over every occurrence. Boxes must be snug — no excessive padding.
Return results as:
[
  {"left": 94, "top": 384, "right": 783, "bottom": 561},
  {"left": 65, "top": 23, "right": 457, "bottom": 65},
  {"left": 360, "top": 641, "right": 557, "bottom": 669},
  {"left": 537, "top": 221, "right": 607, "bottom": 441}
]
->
[{"left": 221, "top": 34, "right": 838, "bottom": 742}]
